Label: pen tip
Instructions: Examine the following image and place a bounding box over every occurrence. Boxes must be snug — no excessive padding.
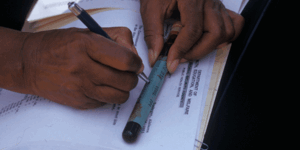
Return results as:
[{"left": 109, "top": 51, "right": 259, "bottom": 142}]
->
[
  {"left": 68, "top": 2, "right": 75, "bottom": 8},
  {"left": 138, "top": 72, "right": 150, "bottom": 83}
]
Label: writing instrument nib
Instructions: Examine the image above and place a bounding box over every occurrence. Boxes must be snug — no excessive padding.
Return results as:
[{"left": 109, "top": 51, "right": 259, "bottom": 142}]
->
[
  {"left": 68, "top": 2, "right": 75, "bottom": 8},
  {"left": 138, "top": 72, "right": 150, "bottom": 83}
]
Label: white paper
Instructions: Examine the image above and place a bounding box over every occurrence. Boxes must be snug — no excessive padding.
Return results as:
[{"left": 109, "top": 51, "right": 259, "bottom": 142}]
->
[
  {"left": 2, "top": 1, "right": 247, "bottom": 149},
  {"left": 239, "top": 0, "right": 249, "bottom": 13},
  {"left": 221, "top": 0, "right": 243, "bottom": 13},
  {"left": 27, "top": 0, "right": 141, "bottom": 21},
  {"left": 27, "top": 0, "right": 244, "bottom": 22}
]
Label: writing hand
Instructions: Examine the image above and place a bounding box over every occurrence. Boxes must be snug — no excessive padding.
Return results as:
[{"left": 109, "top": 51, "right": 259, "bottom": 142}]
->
[
  {"left": 140, "top": 0, "right": 244, "bottom": 73},
  {"left": 22, "top": 27, "right": 143, "bottom": 109}
]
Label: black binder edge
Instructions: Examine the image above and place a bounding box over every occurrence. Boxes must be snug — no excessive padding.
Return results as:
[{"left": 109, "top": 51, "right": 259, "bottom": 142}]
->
[
  {"left": 216, "top": 0, "right": 274, "bottom": 109},
  {"left": 203, "top": 0, "right": 276, "bottom": 149}
]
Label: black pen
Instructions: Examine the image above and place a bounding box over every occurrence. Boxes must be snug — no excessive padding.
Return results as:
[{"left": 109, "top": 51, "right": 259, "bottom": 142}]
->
[{"left": 68, "top": 2, "right": 149, "bottom": 83}]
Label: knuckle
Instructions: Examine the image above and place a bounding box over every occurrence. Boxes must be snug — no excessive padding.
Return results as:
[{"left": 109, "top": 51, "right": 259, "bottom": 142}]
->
[
  {"left": 62, "top": 82, "right": 81, "bottom": 93},
  {"left": 144, "top": 30, "right": 163, "bottom": 44},
  {"left": 186, "top": 24, "right": 202, "bottom": 39},
  {"left": 143, "top": 31, "right": 154, "bottom": 41},
  {"left": 68, "top": 36, "right": 90, "bottom": 51},
  {"left": 237, "top": 15, "right": 245, "bottom": 26},
  {"left": 66, "top": 27, "right": 80, "bottom": 33},
  {"left": 211, "top": 26, "right": 226, "bottom": 42},
  {"left": 68, "top": 28, "right": 88, "bottom": 38},
  {"left": 226, "top": 25, "right": 235, "bottom": 41},
  {"left": 144, "top": 29, "right": 161, "bottom": 38},
  {"left": 119, "top": 27, "right": 132, "bottom": 37},
  {"left": 143, "top": 33, "right": 160, "bottom": 49},
  {"left": 65, "top": 60, "right": 83, "bottom": 75},
  {"left": 68, "top": 29, "right": 91, "bottom": 44},
  {"left": 212, "top": 25, "right": 222, "bottom": 36}
]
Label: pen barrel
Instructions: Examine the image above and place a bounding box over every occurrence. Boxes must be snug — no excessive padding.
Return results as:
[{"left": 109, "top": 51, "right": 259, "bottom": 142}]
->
[
  {"left": 77, "top": 10, "right": 112, "bottom": 40},
  {"left": 122, "top": 56, "right": 168, "bottom": 142}
]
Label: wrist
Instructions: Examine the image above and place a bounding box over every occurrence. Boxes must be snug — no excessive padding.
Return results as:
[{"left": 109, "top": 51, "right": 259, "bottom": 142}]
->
[
  {"left": 20, "top": 31, "right": 47, "bottom": 95},
  {"left": 0, "top": 27, "right": 33, "bottom": 94}
]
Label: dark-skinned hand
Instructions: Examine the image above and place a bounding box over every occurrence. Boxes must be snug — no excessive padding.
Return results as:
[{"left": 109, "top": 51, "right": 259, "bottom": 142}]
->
[
  {"left": 140, "top": 0, "right": 244, "bottom": 73},
  {"left": 20, "top": 27, "right": 143, "bottom": 109}
]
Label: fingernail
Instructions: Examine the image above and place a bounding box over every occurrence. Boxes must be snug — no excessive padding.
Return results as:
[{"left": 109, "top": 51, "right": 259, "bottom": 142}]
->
[
  {"left": 167, "top": 59, "right": 180, "bottom": 74},
  {"left": 153, "top": 51, "right": 159, "bottom": 65},
  {"left": 148, "top": 49, "right": 155, "bottom": 66},
  {"left": 138, "top": 63, "right": 144, "bottom": 74},
  {"left": 180, "top": 58, "right": 188, "bottom": 63}
]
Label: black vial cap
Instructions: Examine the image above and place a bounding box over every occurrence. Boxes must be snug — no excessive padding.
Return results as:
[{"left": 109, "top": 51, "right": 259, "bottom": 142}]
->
[{"left": 122, "top": 121, "right": 142, "bottom": 143}]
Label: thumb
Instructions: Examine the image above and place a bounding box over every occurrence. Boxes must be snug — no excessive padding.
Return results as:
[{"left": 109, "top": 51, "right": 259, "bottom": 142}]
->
[{"left": 141, "top": 2, "right": 165, "bottom": 67}]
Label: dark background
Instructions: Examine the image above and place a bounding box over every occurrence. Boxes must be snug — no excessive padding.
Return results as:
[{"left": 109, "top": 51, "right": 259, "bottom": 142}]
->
[
  {"left": 0, "top": 0, "right": 35, "bottom": 30},
  {"left": 204, "top": 0, "right": 284, "bottom": 150}
]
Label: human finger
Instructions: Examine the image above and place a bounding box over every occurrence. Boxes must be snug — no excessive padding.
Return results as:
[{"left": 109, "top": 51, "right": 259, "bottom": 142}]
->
[
  {"left": 103, "top": 27, "right": 144, "bottom": 73},
  {"left": 140, "top": 0, "right": 166, "bottom": 66},
  {"left": 76, "top": 96, "right": 106, "bottom": 109},
  {"left": 85, "top": 58, "right": 138, "bottom": 92},
  {"left": 225, "top": 9, "right": 244, "bottom": 42},
  {"left": 166, "top": 0, "right": 205, "bottom": 73},
  {"left": 80, "top": 102, "right": 106, "bottom": 109},
  {"left": 183, "top": 1, "right": 234, "bottom": 60},
  {"left": 103, "top": 27, "right": 138, "bottom": 55},
  {"left": 57, "top": 89, "right": 106, "bottom": 109},
  {"left": 84, "top": 31, "right": 143, "bottom": 73},
  {"left": 84, "top": 83, "right": 130, "bottom": 104}
]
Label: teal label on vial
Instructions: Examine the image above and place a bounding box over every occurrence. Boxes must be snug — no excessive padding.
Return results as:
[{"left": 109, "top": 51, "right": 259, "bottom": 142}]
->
[{"left": 128, "top": 56, "right": 168, "bottom": 127}]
